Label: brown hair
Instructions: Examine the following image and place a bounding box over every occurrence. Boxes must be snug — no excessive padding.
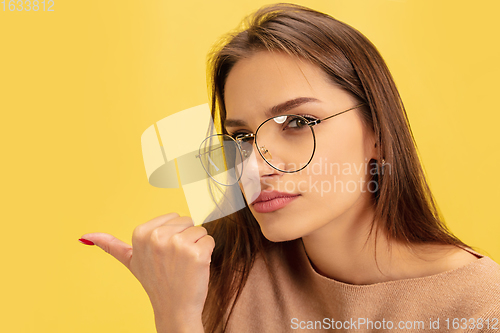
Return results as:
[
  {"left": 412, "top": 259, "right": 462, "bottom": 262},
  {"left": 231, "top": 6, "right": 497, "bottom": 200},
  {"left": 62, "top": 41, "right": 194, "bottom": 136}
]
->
[{"left": 201, "top": 3, "right": 469, "bottom": 332}]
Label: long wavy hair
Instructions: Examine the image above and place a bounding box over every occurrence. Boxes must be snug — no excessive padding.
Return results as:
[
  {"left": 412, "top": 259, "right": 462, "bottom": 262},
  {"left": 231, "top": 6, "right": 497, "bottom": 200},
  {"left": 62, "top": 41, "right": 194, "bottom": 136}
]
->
[{"left": 201, "top": 3, "right": 469, "bottom": 332}]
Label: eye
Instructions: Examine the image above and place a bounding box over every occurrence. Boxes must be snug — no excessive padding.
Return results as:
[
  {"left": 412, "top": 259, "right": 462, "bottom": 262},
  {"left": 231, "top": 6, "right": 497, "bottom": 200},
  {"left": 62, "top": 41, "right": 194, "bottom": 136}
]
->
[
  {"left": 232, "top": 132, "right": 254, "bottom": 143},
  {"left": 283, "top": 115, "right": 316, "bottom": 129}
]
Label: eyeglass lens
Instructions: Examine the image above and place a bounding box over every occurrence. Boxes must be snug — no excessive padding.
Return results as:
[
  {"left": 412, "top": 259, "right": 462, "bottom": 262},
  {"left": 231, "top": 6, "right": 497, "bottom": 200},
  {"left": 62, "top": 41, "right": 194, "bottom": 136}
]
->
[
  {"left": 199, "top": 115, "right": 315, "bottom": 185},
  {"left": 198, "top": 134, "right": 243, "bottom": 186}
]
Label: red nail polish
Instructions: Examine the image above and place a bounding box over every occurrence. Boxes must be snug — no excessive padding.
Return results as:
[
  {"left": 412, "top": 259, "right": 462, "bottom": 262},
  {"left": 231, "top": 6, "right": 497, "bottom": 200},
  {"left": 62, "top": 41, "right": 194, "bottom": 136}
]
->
[{"left": 79, "top": 238, "right": 94, "bottom": 245}]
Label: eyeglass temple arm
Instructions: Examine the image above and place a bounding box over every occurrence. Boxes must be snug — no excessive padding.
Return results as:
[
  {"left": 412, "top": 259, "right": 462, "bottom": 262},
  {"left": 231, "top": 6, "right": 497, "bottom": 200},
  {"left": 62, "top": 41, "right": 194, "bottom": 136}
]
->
[{"left": 308, "top": 103, "right": 366, "bottom": 126}]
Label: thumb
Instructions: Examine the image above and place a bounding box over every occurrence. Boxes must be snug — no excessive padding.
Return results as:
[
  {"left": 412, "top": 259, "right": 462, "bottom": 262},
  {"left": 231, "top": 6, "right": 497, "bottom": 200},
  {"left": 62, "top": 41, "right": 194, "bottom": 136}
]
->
[{"left": 79, "top": 233, "right": 133, "bottom": 269}]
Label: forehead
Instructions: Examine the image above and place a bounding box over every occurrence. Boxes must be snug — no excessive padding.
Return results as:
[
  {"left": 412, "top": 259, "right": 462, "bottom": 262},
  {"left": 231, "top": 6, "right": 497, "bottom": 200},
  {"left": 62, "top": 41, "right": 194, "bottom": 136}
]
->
[{"left": 223, "top": 51, "right": 336, "bottom": 121}]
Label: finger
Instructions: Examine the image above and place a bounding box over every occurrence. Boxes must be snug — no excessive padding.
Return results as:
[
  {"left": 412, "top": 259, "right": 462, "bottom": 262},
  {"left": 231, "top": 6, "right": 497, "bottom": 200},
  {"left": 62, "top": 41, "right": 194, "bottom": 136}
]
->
[
  {"left": 132, "top": 213, "right": 186, "bottom": 244},
  {"left": 148, "top": 222, "right": 202, "bottom": 248},
  {"left": 137, "top": 212, "right": 182, "bottom": 232},
  {"left": 160, "top": 215, "right": 195, "bottom": 228},
  {"left": 80, "top": 232, "right": 133, "bottom": 269},
  {"left": 196, "top": 234, "right": 215, "bottom": 248},
  {"left": 149, "top": 216, "right": 196, "bottom": 241},
  {"left": 178, "top": 226, "right": 208, "bottom": 244},
  {"left": 194, "top": 235, "right": 216, "bottom": 261}
]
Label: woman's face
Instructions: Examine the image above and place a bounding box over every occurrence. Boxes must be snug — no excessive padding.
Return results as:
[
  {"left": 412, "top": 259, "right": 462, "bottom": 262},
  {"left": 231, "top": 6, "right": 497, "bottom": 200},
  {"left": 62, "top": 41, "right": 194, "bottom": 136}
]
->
[{"left": 224, "top": 51, "right": 377, "bottom": 242}]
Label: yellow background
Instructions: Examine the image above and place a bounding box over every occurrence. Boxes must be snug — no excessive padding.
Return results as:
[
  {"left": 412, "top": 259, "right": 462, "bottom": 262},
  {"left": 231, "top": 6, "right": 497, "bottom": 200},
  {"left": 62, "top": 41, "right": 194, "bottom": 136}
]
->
[{"left": 1, "top": 0, "right": 498, "bottom": 331}]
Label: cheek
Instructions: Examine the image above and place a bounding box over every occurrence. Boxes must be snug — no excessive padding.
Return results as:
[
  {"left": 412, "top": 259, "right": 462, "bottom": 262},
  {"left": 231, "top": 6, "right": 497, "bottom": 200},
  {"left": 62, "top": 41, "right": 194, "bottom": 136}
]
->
[
  {"left": 244, "top": 122, "right": 375, "bottom": 241},
  {"left": 296, "top": 125, "right": 372, "bottom": 199}
]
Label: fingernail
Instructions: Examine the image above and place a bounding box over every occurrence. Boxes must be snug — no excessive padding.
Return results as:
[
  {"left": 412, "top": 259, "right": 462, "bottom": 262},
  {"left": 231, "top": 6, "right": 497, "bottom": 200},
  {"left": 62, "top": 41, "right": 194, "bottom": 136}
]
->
[{"left": 79, "top": 238, "right": 95, "bottom": 246}]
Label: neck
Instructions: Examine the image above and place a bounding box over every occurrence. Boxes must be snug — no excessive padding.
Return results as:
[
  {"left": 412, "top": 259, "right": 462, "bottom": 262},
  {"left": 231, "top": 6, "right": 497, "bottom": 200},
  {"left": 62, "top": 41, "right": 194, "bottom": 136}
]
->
[{"left": 300, "top": 193, "right": 474, "bottom": 285}]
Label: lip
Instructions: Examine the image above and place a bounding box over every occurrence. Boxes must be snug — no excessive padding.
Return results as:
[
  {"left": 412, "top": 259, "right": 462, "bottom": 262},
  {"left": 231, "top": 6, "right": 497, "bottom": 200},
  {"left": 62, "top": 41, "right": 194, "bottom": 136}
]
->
[{"left": 251, "top": 190, "right": 300, "bottom": 213}]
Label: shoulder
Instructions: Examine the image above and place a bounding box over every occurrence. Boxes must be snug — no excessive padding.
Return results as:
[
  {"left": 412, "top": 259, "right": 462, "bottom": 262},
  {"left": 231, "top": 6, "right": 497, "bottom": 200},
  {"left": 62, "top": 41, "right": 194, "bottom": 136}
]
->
[
  {"left": 462, "top": 256, "right": 500, "bottom": 317},
  {"left": 424, "top": 253, "right": 500, "bottom": 325},
  {"left": 457, "top": 251, "right": 500, "bottom": 291}
]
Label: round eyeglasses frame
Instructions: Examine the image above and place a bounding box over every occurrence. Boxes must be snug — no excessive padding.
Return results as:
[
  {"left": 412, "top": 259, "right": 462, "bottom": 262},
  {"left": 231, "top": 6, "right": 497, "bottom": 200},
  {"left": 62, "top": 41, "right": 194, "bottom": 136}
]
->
[{"left": 197, "top": 103, "right": 365, "bottom": 185}]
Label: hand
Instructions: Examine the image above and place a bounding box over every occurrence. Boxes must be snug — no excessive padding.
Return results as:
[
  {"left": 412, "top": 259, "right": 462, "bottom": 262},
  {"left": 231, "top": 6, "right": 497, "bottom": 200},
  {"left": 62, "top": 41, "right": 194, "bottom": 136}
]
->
[{"left": 80, "top": 213, "right": 214, "bottom": 333}]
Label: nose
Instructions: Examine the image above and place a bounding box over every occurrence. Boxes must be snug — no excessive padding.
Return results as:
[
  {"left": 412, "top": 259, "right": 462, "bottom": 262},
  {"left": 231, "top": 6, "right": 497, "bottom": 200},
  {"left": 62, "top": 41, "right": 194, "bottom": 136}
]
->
[
  {"left": 239, "top": 144, "right": 275, "bottom": 178},
  {"left": 250, "top": 143, "right": 284, "bottom": 178},
  {"left": 238, "top": 144, "right": 283, "bottom": 204}
]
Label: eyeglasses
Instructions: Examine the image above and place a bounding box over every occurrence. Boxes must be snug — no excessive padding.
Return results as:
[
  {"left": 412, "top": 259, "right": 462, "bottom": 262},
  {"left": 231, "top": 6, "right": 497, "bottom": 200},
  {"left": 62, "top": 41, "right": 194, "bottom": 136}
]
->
[{"left": 197, "top": 103, "right": 365, "bottom": 186}]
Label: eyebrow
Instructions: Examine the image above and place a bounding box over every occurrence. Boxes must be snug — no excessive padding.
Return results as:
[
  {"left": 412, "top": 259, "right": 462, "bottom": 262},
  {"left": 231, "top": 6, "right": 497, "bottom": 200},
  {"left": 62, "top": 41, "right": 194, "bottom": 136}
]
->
[{"left": 224, "top": 97, "right": 320, "bottom": 128}]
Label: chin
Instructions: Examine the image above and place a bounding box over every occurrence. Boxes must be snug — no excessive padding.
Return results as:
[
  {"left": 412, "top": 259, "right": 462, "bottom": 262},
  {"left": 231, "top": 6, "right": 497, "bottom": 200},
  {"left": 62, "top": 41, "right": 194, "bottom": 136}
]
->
[
  {"left": 260, "top": 229, "right": 297, "bottom": 243},
  {"left": 256, "top": 217, "right": 307, "bottom": 243}
]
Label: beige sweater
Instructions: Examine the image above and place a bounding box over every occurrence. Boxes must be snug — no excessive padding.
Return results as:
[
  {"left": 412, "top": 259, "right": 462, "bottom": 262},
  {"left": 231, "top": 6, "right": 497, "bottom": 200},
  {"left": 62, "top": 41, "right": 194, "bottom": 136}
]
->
[{"left": 225, "top": 239, "right": 500, "bottom": 332}]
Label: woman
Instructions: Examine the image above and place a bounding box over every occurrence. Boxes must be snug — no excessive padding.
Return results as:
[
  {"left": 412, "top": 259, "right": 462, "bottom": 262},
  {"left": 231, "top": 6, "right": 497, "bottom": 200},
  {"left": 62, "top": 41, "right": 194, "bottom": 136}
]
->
[{"left": 80, "top": 3, "right": 500, "bottom": 332}]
